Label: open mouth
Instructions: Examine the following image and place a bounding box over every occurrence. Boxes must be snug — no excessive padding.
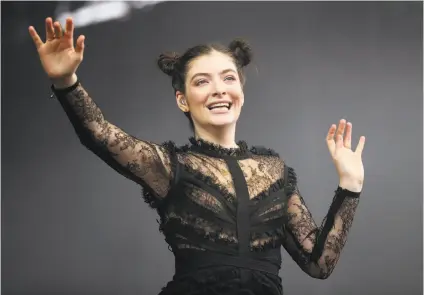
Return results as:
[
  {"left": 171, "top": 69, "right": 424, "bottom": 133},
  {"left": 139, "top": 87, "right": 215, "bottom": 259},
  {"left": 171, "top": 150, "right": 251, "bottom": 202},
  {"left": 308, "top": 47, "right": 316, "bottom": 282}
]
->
[{"left": 207, "top": 102, "right": 232, "bottom": 111}]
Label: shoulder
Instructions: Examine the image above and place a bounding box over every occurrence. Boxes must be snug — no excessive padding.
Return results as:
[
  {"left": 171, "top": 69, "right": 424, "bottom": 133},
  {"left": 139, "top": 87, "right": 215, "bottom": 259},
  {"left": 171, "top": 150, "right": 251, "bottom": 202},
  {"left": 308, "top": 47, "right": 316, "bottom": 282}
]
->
[
  {"left": 248, "top": 144, "right": 299, "bottom": 188},
  {"left": 248, "top": 143, "right": 299, "bottom": 180},
  {"left": 158, "top": 140, "right": 190, "bottom": 153},
  {"left": 283, "top": 163, "right": 298, "bottom": 185},
  {"left": 158, "top": 140, "right": 199, "bottom": 162},
  {"left": 249, "top": 144, "right": 280, "bottom": 157},
  {"left": 248, "top": 143, "right": 285, "bottom": 171}
]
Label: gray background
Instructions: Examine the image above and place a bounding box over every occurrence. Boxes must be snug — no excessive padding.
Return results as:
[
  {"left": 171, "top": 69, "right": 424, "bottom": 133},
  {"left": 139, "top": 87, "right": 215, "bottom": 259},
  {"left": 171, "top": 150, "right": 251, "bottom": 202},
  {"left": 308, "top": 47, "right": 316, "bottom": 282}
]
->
[{"left": 2, "top": 1, "right": 422, "bottom": 295}]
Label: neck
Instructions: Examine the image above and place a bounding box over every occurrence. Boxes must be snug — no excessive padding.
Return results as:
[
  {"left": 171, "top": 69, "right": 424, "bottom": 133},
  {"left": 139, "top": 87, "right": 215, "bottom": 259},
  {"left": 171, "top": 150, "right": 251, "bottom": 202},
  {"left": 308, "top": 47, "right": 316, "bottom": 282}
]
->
[{"left": 194, "top": 124, "right": 238, "bottom": 149}]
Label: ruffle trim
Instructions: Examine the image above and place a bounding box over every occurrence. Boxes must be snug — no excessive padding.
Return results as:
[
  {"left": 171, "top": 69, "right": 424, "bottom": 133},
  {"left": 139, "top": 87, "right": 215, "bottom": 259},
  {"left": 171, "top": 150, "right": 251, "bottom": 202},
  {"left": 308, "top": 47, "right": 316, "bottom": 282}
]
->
[
  {"left": 181, "top": 162, "right": 237, "bottom": 205},
  {"left": 250, "top": 229, "right": 284, "bottom": 252},
  {"left": 139, "top": 140, "right": 179, "bottom": 209},
  {"left": 251, "top": 178, "right": 285, "bottom": 204},
  {"left": 188, "top": 136, "right": 250, "bottom": 157},
  {"left": 249, "top": 145, "right": 280, "bottom": 157},
  {"left": 284, "top": 165, "right": 298, "bottom": 196},
  {"left": 161, "top": 213, "right": 284, "bottom": 253},
  {"left": 148, "top": 137, "right": 281, "bottom": 160},
  {"left": 162, "top": 213, "right": 238, "bottom": 246},
  {"left": 140, "top": 182, "right": 161, "bottom": 209}
]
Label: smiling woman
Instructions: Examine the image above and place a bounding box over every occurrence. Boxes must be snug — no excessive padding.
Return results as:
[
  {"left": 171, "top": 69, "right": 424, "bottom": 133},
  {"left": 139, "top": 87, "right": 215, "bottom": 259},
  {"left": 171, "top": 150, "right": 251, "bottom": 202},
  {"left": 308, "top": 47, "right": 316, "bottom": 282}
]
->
[
  {"left": 157, "top": 39, "right": 251, "bottom": 147},
  {"left": 29, "top": 16, "right": 365, "bottom": 295}
]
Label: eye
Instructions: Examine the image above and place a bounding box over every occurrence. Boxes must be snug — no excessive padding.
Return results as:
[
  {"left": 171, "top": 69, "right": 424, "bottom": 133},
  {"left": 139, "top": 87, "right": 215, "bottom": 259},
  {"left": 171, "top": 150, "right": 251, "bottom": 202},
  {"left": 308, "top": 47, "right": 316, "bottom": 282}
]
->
[
  {"left": 195, "top": 79, "right": 208, "bottom": 86},
  {"left": 224, "top": 75, "right": 236, "bottom": 81}
]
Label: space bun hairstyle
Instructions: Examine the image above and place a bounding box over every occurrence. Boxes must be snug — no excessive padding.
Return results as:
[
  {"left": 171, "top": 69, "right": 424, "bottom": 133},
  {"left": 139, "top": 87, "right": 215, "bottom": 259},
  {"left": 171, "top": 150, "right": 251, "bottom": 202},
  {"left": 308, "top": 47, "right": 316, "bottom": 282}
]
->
[
  {"left": 157, "top": 38, "right": 253, "bottom": 131},
  {"left": 228, "top": 38, "right": 253, "bottom": 69}
]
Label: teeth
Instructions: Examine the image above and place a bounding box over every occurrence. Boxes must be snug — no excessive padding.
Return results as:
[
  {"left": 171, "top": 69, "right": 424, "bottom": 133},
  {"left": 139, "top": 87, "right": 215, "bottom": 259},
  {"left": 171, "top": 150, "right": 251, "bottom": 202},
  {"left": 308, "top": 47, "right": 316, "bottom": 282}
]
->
[
  {"left": 208, "top": 103, "right": 231, "bottom": 110},
  {"left": 211, "top": 103, "right": 229, "bottom": 107}
]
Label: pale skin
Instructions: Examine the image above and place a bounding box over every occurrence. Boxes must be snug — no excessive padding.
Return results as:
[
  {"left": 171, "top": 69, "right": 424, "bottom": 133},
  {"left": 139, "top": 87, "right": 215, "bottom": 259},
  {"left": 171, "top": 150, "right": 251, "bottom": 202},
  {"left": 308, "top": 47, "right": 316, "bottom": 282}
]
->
[
  {"left": 29, "top": 17, "right": 366, "bottom": 192},
  {"left": 175, "top": 52, "right": 244, "bottom": 149}
]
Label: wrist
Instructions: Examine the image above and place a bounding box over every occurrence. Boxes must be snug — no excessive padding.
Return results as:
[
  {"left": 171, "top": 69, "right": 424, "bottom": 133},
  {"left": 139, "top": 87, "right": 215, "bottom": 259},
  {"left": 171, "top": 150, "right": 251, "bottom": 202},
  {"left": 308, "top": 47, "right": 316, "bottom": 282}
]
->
[
  {"left": 339, "top": 178, "right": 363, "bottom": 192},
  {"left": 52, "top": 74, "right": 78, "bottom": 89}
]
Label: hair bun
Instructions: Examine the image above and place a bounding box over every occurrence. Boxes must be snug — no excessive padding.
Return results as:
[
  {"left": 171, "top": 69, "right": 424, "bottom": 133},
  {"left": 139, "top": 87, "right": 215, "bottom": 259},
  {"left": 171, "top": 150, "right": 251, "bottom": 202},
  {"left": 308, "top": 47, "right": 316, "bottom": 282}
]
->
[
  {"left": 228, "top": 38, "right": 252, "bottom": 67},
  {"left": 157, "top": 52, "right": 180, "bottom": 76}
]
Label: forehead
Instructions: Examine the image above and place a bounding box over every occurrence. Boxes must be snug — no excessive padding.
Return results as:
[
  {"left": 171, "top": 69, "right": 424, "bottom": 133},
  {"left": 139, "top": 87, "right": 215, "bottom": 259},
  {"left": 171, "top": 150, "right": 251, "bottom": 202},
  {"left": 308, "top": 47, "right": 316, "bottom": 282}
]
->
[{"left": 187, "top": 51, "right": 237, "bottom": 76}]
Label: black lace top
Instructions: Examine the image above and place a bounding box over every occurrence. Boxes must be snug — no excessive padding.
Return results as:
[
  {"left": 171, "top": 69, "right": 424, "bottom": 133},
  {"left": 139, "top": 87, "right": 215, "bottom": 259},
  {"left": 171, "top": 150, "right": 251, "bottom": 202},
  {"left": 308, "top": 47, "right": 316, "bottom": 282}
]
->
[{"left": 52, "top": 81, "right": 361, "bottom": 295}]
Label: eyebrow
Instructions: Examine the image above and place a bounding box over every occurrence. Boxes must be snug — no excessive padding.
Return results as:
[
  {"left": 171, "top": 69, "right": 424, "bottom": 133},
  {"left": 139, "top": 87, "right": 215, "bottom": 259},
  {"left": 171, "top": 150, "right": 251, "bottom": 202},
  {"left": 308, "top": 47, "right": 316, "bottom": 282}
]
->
[{"left": 190, "top": 69, "right": 236, "bottom": 82}]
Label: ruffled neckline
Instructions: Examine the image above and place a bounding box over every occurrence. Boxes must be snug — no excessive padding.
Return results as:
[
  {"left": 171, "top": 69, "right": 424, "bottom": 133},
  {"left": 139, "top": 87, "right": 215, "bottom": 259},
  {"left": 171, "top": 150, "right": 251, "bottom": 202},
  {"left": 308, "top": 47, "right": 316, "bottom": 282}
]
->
[{"left": 188, "top": 137, "right": 250, "bottom": 158}]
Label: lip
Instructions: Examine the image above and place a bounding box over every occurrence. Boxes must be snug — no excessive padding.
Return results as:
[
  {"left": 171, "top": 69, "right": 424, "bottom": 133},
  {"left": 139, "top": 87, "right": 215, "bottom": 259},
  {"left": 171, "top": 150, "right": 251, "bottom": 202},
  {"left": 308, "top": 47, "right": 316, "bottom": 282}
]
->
[
  {"left": 206, "top": 101, "right": 232, "bottom": 108},
  {"left": 208, "top": 107, "right": 231, "bottom": 114}
]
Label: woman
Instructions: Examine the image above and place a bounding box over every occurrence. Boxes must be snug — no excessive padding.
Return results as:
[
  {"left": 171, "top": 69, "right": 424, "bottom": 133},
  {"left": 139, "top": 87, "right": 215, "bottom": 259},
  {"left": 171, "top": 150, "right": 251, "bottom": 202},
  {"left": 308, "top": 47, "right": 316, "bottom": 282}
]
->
[{"left": 29, "top": 17, "right": 365, "bottom": 295}]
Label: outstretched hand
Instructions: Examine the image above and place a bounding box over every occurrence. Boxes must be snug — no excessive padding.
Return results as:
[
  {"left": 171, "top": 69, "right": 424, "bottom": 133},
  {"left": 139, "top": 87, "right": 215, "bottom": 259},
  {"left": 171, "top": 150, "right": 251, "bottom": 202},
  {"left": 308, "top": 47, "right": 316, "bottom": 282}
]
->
[
  {"left": 326, "top": 119, "right": 365, "bottom": 192},
  {"left": 29, "top": 17, "right": 85, "bottom": 80}
]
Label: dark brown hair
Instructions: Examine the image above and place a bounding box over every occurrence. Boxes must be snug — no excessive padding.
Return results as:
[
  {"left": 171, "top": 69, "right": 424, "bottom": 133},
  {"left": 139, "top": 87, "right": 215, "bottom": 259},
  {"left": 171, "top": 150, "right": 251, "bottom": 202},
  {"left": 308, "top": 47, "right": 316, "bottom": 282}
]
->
[{"left": 157, "top": 38, "right": 253, "bottom": 131}]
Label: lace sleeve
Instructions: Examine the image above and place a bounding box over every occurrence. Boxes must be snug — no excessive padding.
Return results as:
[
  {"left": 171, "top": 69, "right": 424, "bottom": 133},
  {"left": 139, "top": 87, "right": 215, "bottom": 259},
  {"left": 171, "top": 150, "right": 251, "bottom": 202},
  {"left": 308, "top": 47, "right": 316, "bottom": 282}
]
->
[
  {"left": 281, "top": 165, "right": 360, "bottom": 279},
  {"left": 51, "top": 80, "right": 174, "bottom": 208}
]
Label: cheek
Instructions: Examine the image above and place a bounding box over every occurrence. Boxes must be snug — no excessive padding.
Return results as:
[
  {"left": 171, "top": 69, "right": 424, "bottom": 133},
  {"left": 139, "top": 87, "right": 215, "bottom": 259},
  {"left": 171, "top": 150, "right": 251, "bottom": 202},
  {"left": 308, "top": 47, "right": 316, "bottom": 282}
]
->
[
  {"left": 230, "top": 88, "right": 244, "bottom": 105},
  {"left": 187, "top": 89, "right": 209, "bottom": 108}
]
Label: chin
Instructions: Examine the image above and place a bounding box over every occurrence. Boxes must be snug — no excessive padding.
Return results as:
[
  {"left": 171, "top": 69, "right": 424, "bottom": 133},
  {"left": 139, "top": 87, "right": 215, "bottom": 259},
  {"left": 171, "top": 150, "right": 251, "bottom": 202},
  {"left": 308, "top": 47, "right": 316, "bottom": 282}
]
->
[
  {"left": 196, "top": 106, "right": 241, "bottom": 128},
  {"left": 209, "top": 114, "right": 238, "bottom": 127}
]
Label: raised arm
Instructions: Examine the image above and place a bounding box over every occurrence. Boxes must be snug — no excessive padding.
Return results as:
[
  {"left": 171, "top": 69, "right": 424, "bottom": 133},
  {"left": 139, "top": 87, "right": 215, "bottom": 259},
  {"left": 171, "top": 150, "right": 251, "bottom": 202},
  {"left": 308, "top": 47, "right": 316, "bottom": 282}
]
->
[
  {"left": 281, "top": 167, "right": 360, "bottom": 279},
  {"left": 282, "top": 119, "right": 366, "bottom": 279},
  {"left": 53, "top": 80, "right": 174, "bottom": 207},
  {"left": 29, "top": 17, "right": 174, "bottom": 208}
]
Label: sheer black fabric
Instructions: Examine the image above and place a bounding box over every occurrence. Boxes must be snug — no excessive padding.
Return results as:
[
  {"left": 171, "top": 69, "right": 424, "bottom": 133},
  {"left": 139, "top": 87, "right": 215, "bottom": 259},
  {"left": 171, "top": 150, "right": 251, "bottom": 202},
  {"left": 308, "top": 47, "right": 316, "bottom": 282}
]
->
[{"left": 52, "top": 81, "right": 361, "bottom": 295}]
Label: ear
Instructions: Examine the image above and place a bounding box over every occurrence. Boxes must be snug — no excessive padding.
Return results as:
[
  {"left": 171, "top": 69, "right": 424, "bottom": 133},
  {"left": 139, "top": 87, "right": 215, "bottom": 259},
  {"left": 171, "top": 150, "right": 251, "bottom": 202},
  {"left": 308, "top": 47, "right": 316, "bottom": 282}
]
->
[{"left": 176, "top": 90, "right": 189, "bottom": 113}]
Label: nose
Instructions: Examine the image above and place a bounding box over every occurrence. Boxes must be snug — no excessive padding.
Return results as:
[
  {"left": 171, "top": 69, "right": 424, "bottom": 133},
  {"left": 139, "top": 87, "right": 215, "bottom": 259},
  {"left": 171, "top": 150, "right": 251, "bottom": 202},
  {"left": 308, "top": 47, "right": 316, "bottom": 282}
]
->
[{"left": 212, "top": 81, "right": 226, "bottom": 97}]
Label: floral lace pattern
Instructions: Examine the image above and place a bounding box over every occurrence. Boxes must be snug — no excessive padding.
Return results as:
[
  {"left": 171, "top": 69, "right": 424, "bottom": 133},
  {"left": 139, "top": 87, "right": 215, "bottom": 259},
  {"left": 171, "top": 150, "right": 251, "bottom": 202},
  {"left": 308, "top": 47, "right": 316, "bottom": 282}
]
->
[{"left": 53, "top": 82, "right": 362, "bottom": 294}]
